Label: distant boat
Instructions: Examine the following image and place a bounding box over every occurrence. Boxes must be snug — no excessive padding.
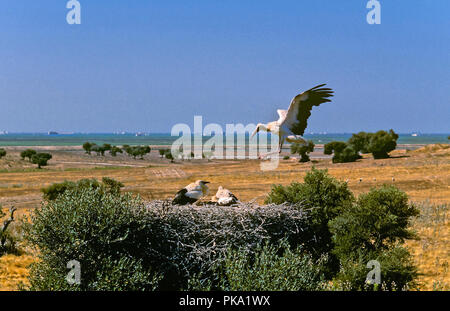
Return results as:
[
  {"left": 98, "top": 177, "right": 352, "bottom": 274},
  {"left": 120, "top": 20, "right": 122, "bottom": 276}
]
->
[
  {"left": 135, "top": 132, "right": 145, "bottom": 136},
  {"left": 411, "top": 133, "right": 418, "bottom": 137},
  {"left": 48, "top": 131, "right": 59, "bottom": 135}
]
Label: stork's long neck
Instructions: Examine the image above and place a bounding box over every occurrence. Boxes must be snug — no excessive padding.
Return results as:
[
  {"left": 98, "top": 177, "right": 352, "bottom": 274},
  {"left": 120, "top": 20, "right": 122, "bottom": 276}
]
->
[{"left": 257, "top": 123, "right": 268, "bottom": 132}]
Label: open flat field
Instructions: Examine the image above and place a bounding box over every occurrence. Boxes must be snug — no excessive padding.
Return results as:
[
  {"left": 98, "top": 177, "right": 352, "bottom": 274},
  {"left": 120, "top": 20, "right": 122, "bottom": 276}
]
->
[{"left": 1, "top": 144, "right": 449, "bottom": 290}]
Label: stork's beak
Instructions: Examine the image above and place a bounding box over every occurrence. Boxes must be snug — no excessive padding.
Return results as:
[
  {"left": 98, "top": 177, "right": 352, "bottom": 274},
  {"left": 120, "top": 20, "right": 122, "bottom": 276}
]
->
[{"left": 203, "top": 181, "right": 210, "bottom": 184}]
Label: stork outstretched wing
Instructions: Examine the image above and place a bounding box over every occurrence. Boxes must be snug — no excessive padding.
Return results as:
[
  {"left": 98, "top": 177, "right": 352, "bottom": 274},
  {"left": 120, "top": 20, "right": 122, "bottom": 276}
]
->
[{"left": 282, "top": 84, "right": 334, "bottom": 135}]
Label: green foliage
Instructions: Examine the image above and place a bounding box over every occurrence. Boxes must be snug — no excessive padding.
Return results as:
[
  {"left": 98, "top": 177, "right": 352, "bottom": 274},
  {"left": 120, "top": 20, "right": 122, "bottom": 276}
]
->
[
  {"left": 101, "top": 177, "right": 124, "bottom": 194},
  {"left": 335, "top": 247, "right": 418, "bottom": 291},
  {"left": 110, "top": 146, "right": 123, "bottom": 157},
  {"left": 23, "top": 189, "right": 161, "bottom": 291},
  {"left": 31, "top": 153, "right": 52, "bottom": 169},
  {"left": 333, "top": 146, "right": 361, "bottom": 163},
  {"left": 190, "top": 240, "right": 326, "bottom": 291},
  {"left": 330, "top": 185, "right": 419, "bottom": 255},
  {"left": 265, "top": 167, "right": 354, "bottom": 274},
  {"left": 283, "top": 155, "right": 290, "bottom": 160},
  {"left": 41, "top": 177, "right": 124, "bottom": 201},
  {"left": 324, "top": 141, "right": 347, "bottom": 155},
  {"left": 164, "top": 150, "right": 174, "bottom": 161},
  {"left": 0, "top": 148, "right": 6, "bottom": 159},
  {"left": 333, "top": 130, "right": 399, "bottom": 160},
  {"left": 82, "top": 142, "right": 93, "bottom": 154},
  {"left": 291, "top": 140, "right": 315, "bottom": 162},
  {"left": 90, "top": 144, "right": 100, "bottom": 155},
  {"left": 324, "top": 142, "right": 361, "bottom": 163},
  {"left": 89, "top": 144, "right": 112, "bottom": 156},
  {"left": 158, "top": 149, "right": 168, "bottom": 157},
  {"left": 348, "top": 132, "right": 371, "bottom": 153},
  {"left": 124, "top": 145, "right": 151, "bottom": 159},
  {"left": 367, "top": 129, "right": 399, "bottom": 159},
  {"left": 20, "top": 149, "right": 37, "bottom": 162},
  {"left": 330, "top": 185, "right": 420, "bottom": 290}
]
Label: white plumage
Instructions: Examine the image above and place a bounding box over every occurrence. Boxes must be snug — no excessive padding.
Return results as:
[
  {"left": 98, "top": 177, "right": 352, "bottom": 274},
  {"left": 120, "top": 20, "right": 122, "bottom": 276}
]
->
[
  {"left": 212, "top": 186, "right": 239, "bottom": 206},
  {"left": 172, "top": 180, "right": 210, "bottom": 205},
  {"left": 251, "top": 84, "right": 334, "bottom": 158}
]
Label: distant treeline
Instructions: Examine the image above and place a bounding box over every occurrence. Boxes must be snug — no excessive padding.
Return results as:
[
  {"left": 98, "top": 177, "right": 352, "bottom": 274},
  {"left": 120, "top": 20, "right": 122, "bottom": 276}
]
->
[
  {"left": 290, "top": 129, "right": 400, "bottom": 163},
  {"left": 82, "top": 142, "right": 152, "bottom": 159}
]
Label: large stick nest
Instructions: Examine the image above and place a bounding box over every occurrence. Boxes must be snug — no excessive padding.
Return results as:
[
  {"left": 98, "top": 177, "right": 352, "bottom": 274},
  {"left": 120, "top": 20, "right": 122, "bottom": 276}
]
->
[{"left": 142, "top": 200, "right": 311, "bottom": 287}]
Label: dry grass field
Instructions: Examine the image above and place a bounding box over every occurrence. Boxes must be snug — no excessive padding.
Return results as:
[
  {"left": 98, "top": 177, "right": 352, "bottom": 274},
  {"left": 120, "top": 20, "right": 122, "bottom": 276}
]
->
[{"left": 0, "top": 144, "right": 449, "bottom": 290}]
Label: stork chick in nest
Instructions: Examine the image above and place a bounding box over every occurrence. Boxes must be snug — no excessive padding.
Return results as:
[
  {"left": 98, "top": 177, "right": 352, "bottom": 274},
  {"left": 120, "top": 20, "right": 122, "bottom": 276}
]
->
[{"left": 212, "top": 186, "right": 239, "bottom": 206}]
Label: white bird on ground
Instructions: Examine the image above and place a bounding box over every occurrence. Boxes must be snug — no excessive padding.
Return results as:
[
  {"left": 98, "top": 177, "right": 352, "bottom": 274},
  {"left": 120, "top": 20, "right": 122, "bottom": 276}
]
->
[
  {"left": 172, "top": 180, "right": 210, "bottom": 205},
  {"left": 251, "top": 84, "right": 334, "bottom": 158},
  {"left": 212, "top": 186, "right": 239, "bottom": 206}
]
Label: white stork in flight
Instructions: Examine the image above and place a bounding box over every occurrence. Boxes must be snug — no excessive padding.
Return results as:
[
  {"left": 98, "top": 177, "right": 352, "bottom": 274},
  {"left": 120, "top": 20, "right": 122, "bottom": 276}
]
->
[{"left": 251, "top": 84, "right": 333, "bottom": 158}]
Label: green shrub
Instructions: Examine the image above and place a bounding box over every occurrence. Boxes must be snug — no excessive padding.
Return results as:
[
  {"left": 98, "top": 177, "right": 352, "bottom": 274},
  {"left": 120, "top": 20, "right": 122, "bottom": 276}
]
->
[
  {"left": 347, "top": 130, "right": 398, "bottom": 159},
  {"left": 330, "top": 185, "right": 419, "bottom": 255},
  {"left": 265, "top": 167, "right": 354, "bottom": 275},
  {"left": 291, "top": 140, "right": 315, "bottom": 162},
  {"left": 23, "top": 189, "right": 161, "bottom": 291},
  {"left": 190, "top": 240, "right": 326, "bottom": 291},
  {"left": 348, "top": 132, "right": 372, "bottom": 153},
  {"left": 324, "top": 142, "right": 361, "bottom": 163},
  {"left": 41, "top": 177, "right": 124, "bottom": 201},
  {"left": 334, "top": 247, "right": 418, "bottom": 291},
  {"left": 367, "top": 129, "right": 399, "bottom": 159},
  {"left": 101, "top": 177, "right": 124, "bottom": 194},
  {"left": 0, "top": 148, "right": 6, "bottom": 159},
  {"left": 330, "top": 185, "right": 420, "bottom": 290},
  {"left": 324, "top": 141, "right": 347, "bottom": 155}
]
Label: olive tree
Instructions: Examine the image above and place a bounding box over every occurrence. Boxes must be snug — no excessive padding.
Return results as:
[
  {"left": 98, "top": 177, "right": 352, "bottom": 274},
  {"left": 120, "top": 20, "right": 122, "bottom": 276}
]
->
[
  {"left": 82, "top": 142, "right": 93, "bottom": 154},
  {"left": 20, "top": 149, "right": 37, "bottom": 162},
  {"left": 110, "top": 146, "right": 123, "bottom": 157},
  {"left": 31, "top": 153, "right": 52, "bottom": 169}
]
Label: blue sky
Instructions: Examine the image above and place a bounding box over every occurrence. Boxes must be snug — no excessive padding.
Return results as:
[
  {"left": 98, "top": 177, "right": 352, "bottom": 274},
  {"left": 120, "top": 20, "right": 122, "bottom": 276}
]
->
[{"left": 0, "top": 0, "right": 449, "bottom": 133}]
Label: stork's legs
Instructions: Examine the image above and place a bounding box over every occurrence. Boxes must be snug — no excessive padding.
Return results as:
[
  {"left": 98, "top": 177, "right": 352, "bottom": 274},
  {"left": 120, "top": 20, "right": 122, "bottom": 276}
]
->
[{"left": 258, "top": 138, "right": 284, "bottom": 159}]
